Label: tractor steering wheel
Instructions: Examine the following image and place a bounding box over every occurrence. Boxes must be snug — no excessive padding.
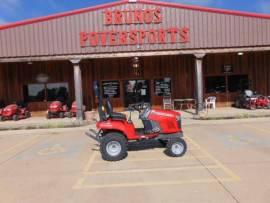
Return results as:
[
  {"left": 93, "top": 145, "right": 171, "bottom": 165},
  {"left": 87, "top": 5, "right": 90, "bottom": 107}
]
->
[{"left": 128, "top": 102, "right": 150, "bottom": 113}]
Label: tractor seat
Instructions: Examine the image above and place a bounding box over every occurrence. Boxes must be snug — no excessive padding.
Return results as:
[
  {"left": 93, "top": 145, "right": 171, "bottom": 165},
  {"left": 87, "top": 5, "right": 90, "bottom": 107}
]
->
[
  {"left": 105, "top": 98, "right": 127, "bottom": 121},
  {"left": 110, "top": 112, "right": 127, "bottom": 120}
]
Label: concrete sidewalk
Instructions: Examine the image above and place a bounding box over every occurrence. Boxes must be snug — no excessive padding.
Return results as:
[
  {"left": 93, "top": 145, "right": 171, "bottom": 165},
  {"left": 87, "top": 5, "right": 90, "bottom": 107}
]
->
[
  {"left": 181, "top": 107, "right": 270, "bottom": 120},
  {"left": 1, "top": 107, "right": 270, "bottom": 131},
  {"left": 0, "top": 117, "right": 90, "bottom": 131}
]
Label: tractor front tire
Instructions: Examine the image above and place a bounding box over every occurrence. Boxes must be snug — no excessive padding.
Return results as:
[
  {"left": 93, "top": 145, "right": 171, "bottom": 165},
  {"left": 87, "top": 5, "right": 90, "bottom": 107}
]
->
[
  {"left": 25, "top": 111, "right": 31, "bottom": 118},
  {"left": 66, "top": 112, "right": 72, "bottom": 118},
  {"left": 166, "top": 138, "right": 187, "bottom": 157},
  {"left": 46, "top": 112, "right": 51, "bottom": 119},
  {"left": 59, "top": 112, "right": 65, "bottom": 118},
  {"left": 12, "top": 114, "right": 19, "bottom": 121},
  {"left": 100, "top": 132, "right": 127, "bottom": 161}
]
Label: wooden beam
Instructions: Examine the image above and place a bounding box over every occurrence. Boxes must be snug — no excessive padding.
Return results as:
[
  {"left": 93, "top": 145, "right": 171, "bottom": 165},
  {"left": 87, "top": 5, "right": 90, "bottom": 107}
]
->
[{"left": 1, "top": 46, "right": 270, "bottom": 63}]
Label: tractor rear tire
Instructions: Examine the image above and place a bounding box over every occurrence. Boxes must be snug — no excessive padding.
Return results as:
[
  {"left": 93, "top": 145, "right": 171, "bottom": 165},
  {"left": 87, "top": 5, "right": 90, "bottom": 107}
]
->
[
  {"left": 166, "top": 138, "right": 187, "bottom": 157},
  {"left": 12, "top": 114, "right": 19, "bottom": 121},
  {"left": 100, "top": 132, "right": 127, "bottom": 161}
]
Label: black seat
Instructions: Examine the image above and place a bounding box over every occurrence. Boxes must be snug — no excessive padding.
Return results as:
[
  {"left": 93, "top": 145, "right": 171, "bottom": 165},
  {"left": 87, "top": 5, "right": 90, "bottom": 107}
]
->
[{"left": 105, "top": 98, "right": 126, "bottom": 121}]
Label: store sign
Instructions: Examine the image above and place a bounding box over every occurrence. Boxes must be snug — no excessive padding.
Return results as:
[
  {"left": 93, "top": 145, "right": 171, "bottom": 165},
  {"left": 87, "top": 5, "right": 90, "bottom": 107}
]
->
[
  {"left": 80, "top": 8, "right": 190, "bottom": 47},
  {"left": 222, "top": 65, "right": 233, "bottom": 73}
]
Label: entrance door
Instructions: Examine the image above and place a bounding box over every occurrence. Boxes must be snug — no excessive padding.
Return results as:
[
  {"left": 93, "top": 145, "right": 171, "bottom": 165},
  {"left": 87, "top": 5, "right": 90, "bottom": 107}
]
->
[{"left": 124, "top": 80, "right": 150, "bottom": 107}]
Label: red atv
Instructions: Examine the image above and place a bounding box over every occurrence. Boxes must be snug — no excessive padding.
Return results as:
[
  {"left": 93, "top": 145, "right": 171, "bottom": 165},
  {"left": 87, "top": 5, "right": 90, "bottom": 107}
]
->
[
  {"left": 253, "top": 95, "right": 270, "bottom": 109},
  {"left": 235, "top": 90, "right": 270, "bottom": 110},
  {"left": 0, "top": 102, "right": 31, "bottom": 121},
  {"left": 86, "top": 99, "right": 187, "bottom": 161},
  {"left": 46, "top": 101, "right": 69, "bottom": 119}
]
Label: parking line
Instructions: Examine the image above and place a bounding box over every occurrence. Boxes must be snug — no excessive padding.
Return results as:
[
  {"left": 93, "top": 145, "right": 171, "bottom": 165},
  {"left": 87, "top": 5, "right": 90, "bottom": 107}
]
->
[
  {"left": 186, "top": 137, "right": 240, "bottom": 181},
  {"left": 73, "top": 151, "right": 97, "bottom": 189},
  {"left": 83, "top": 151, "right": 98, "bottom": 173},
  {"left": 85, "top": 165, "right": 220, "bottom": 175},
  {"left": 0, "top": 135, "right": 41, "bottom": 156},
  {"left": 75, "top": 178, "right": 236, "bottom": 189},
  {"left": 73, "top": 136, "right": 240, "bottom": 190}
]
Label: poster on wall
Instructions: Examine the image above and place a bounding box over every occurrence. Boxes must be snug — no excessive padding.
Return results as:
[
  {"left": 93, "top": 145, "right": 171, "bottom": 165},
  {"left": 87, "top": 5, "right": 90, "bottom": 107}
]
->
[
  {"left": 102, "top": 80, "right": 120, "bottom": 98},
  {"left": 154, "top": 78, "right": 172, "bottom": 96}
]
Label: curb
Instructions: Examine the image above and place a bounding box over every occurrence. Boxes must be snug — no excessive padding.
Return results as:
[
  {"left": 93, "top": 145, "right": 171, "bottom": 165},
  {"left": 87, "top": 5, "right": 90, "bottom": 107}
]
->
[{"left": 0, "top": 120, "right": 95, "bottom": 131}]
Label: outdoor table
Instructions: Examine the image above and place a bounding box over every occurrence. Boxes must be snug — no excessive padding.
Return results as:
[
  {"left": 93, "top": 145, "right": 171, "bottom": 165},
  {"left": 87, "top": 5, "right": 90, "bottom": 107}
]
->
[{"left": 173, "top": 98, "right": 196, "bottom": 110}]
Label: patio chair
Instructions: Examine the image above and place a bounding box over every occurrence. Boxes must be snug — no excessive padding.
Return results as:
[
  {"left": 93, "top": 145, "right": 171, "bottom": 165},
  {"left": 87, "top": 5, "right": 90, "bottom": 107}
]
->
[
  {"left": 205, "top": 96, "right": 216, "bottom": 109},
  {"left": 163, "top": 96, "right": 174, "bottom": 110}
]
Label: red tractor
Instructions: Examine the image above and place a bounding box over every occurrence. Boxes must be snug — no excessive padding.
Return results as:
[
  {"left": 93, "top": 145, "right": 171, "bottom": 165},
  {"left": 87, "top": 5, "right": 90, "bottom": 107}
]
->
[
  {"left": 46, "top": 101, "right": 69, "bottom": 119},
  {"left": 86, "top": 83, "right": 186, "bottom": 161},
  {"left": 0, "top": 102, "right": 31, "bottom": 121}
]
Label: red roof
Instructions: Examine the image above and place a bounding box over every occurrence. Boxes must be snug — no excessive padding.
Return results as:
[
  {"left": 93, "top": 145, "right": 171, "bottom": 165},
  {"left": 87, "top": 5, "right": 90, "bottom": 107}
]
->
[{"left": 1, "top": 0, "right": 270, "bottom": 30}]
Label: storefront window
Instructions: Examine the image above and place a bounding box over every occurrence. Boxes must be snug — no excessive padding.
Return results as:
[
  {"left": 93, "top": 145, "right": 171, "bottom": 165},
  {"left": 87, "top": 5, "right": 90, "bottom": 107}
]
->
[
  {"left": 205, "top": 76, "right": 226, "bottom": 93},
  {"left": 228, "top": 75, "right": 249, "bottom": 92},
  {"left": 124, "top": 80, "right": 150, "bottom": 107},
  {"left": 23, "top": 82, "right": 69, "bottom": 102},
  {"left": 47, "top": 83, "right": 69, "bottom": 101},
  {"left": 23, "top": 84, "right": 46, "bottom": 102}
]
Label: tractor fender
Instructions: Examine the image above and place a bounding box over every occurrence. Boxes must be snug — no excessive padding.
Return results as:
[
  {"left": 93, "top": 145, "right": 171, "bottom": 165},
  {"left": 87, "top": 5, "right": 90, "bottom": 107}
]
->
[{"left": 97, "top": 120, "right": 136, "bottom": 139}]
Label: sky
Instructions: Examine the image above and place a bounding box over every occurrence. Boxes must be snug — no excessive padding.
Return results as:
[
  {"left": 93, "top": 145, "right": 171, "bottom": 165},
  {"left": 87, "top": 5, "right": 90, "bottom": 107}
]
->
[{"left": 0, "top": 0, "right": 270, "bottom": 25}]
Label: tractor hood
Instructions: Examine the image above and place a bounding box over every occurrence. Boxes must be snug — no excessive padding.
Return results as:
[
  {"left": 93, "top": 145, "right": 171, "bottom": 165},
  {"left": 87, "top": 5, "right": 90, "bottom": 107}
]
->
[{"left": 150, "top": 109, "right": 181, "bottom": 118}]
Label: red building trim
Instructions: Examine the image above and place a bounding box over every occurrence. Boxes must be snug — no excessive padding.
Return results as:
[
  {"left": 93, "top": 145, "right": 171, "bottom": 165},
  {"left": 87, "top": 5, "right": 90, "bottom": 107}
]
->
[{"left": 1, "top": 0, "right": 270, "bottom": 31}]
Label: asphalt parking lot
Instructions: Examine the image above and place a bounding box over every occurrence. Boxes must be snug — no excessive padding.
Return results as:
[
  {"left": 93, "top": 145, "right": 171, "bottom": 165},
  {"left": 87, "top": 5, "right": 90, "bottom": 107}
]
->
[{"left": 1, "top": 118, "right": 270, "bottom": 203}]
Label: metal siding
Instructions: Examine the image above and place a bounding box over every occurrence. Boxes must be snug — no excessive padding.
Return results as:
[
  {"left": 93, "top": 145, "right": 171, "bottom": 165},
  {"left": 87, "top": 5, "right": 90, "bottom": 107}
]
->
[{"left": 1, "top": 2, "right": 270, "bottom": 58}]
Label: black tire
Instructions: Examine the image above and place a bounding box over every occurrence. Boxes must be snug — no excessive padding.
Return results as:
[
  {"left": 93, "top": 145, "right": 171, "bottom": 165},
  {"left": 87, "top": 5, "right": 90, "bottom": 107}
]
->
[
  {"left": 0, "top": 116, "right": 3, "bottom": 121},
  {"left": 235, "top": 100, "right": 240, "bottom": 108},
  {"left": 59, "top": 112, "right": 65, "bottom": 118},
  {"left": 166, "top": 138, "right": 187, "bottom": 157},
  {"left": 12, "top": 114, "right": 19, "bottom": 121},
  {"left": 46, "top": 112, "right": 51, "bottom": 119},
  {"left": 25, "top": 111, "right": 31, "bottom": 118},
  {"left": 100, "top": 132, "right": 127, "bottom": 161},
  {"left": 66, "top": 112, "right": 72, "bottom": 118}
]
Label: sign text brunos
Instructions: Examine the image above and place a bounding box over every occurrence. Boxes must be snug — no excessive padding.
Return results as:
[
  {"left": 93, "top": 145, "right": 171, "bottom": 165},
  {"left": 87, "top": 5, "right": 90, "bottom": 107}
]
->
[{"left": 80, "top": 8, "right": 190, "bottom": 47}]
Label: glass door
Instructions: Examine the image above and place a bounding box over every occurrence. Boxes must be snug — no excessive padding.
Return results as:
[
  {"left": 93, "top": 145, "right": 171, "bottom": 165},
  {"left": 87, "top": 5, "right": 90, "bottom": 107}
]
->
[{"left": 124, "top": 80, "right": 150, "bottom": 107}]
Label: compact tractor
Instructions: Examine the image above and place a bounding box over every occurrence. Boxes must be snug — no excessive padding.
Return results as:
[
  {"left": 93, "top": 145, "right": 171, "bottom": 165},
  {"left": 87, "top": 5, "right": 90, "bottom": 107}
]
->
[
  {"left": 86, "top": 83, "right": 187, "bottom": 161},
  {"left": 0, "top": 101, "right": 31, "bottom": 121}
]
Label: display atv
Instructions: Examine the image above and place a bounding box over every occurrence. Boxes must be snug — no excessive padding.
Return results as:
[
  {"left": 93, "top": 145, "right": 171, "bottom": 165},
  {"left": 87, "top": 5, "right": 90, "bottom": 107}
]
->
[
  {"left": 235, "top": 90, "right": 270, "bottom": 110},
  {"left": 0, "top": 102, "right": 31, "bottom": 121},
  {"left": 46, "top": 101, "right": 69, "bottom": 119},
  {"left": 86, "top": 83, "right": 187, "bottom": 161}
]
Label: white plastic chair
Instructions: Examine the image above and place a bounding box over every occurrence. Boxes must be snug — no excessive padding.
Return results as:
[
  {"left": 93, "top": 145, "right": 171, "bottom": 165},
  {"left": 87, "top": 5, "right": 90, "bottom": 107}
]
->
[
  {"left": 163, "top": 97, "right": 174, "bottom": 110},
  {"left": 205, "top": 96, "right": 216, "bottom": 109}
]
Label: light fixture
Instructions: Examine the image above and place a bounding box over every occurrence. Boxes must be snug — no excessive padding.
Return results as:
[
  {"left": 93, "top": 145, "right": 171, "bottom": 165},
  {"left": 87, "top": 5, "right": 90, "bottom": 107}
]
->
[
  {"left": 131, "top": 57, "right": 142, "bottom": 76},
  {"left": 36, "top": 73, "right": 49, "bottom": 83},
  {"left": 237, "top": 52, "right": 244, "bottom": 56}
]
